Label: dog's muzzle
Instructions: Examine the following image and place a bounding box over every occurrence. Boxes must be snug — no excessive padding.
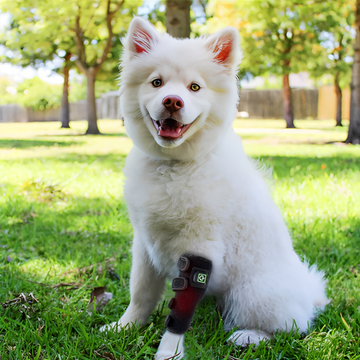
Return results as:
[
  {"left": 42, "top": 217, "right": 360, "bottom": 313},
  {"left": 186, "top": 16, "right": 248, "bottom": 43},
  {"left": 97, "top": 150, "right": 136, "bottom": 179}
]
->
[{"left": 165, "top": 253, "right": 212, "bottom": 334}]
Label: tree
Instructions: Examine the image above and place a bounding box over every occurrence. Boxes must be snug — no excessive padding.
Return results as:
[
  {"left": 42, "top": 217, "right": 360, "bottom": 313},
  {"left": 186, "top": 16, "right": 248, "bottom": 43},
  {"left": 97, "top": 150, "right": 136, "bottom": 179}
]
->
[
  {"left": 1, "top": 0, "right": 139, "bottom": 134},
  {"left": 60, "top": 52, "right": 72, "bottom": 128},
  {"left": 0, "top": 3, "right": 76, "bottom": 128},
  {"left": 206, "top": 0, "right": 332, "bottom": 128},
  {"left": 165, "top": 0, "right": 192, "bottom": 38},
  {"left": 239, "top": 1, "right": 333, "bottom": 128},
  {"left": 347, "top": 0, "right": 360, "bottom": 144},
  {"left": 70, "top": 0, "right": 127, "bottom": 134},
  {"left": 308, "top": 0, "right": 354, "bottom": 127},
  {"left": 1, "top": 77, "right": 63, "bottom": 110}
]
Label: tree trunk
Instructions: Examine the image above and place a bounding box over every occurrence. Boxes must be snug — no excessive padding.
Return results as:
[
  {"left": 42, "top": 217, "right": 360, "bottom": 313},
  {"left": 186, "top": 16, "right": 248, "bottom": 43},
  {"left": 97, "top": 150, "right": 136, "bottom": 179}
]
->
[
  {"left": 334, "top": 71, "right": 342, "bottom": 127},
  {"left": 60, "top": 53, "right": 71, "bottom": 129},
  {"left": 165, "top": 0, "right": 192, "bottom": 38},
  {"left": 347, "top": 0, "right": 360, "bottom": 143},
  {"left": 282, "top": 74, "right": 295, "bottom": 128},
  {"left": 85, "top": 68, "right": 101, "bottom": 135}
]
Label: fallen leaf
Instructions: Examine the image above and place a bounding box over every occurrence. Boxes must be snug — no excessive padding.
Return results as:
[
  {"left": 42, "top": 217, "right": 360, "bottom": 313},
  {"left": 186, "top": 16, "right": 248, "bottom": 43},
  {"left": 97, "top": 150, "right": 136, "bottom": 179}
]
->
[
  {"left": 96, "top": 292, "right": 113, "bottom": 311},
  {"left": 1, "top": 293, "right": 40, "bottom": 319},
  {"left": 103, "top": 352, "right": 116, "bottom": 360},
  {"left": 93, "top": 350, "right": 117, "bottom": 359},
  {"left": 89, "top": 286, "right": 107, "bottom": 303},
  {"left": 88, "top": 286, "right": 113, "bottom": 313}
]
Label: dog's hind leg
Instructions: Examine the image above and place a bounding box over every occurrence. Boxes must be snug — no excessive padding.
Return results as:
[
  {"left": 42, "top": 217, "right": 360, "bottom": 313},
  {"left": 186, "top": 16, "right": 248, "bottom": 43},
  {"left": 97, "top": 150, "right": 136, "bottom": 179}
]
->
[{"left": 100, "top": 238, "right": 166, "bottom": 332}]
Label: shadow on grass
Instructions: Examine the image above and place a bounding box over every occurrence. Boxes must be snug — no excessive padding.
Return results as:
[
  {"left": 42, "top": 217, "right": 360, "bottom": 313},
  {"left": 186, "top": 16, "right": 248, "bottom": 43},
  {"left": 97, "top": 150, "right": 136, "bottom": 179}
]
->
[
  {"left": 0, "top": 139, "right": 81, "bottom": 149},
  {"left": 243, "top": 137, "right": 348, "bottom": 146},
  {"left": 39, "top": 132, "right": 128, "bottom": 138},
  {"left": 2, "top": 152, "right": 358, "bottom": 178},
  {"left": 0, "top": 153, "right": 127, "bottom": 174}
]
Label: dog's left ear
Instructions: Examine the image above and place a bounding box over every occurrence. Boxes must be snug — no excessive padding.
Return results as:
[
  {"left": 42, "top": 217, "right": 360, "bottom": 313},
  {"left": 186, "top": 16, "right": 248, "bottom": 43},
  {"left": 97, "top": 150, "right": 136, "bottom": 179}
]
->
[
  {"left": 123, "top": 16, "right": 159, "bottom": 55},
  {"left": 205, "top": 27, "right": 242, "bottom": 73}
]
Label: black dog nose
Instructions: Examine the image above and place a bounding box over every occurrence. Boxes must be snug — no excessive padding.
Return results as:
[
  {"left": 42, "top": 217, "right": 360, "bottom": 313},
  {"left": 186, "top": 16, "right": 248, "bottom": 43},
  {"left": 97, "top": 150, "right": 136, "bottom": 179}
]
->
[{"left": 162, "top": 95, "right": 184, "bottom": 112}]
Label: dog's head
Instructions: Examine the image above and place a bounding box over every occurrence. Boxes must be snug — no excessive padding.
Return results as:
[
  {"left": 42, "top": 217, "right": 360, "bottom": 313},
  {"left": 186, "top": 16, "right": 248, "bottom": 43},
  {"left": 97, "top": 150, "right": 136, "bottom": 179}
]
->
[{"left": 120, "top": 17, "right": 241, "bottom": 160}]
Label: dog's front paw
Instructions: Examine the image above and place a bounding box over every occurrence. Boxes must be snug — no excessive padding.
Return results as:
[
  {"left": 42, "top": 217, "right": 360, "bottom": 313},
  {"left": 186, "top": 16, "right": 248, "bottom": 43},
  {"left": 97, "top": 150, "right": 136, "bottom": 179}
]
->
[
  {"left": 155, "top": 331, "right": 184, "bottom": 360},
  {"left": 228, "top": 329, "right": 272, "bottom": 347},
  {"left": 100, "top": 310, "right": 144, "bottom": 333},
  {"left": 99, "top": 320, "right": 123, "bottom": 333},
  {"left": 99, "top": 318, "right": 140, "bottom": 333}
]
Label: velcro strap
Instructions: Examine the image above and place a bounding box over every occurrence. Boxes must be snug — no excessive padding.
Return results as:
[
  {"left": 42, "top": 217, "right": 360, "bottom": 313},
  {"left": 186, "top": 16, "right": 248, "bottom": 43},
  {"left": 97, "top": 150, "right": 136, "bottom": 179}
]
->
[
  {"left": 172, "top": 277, "right": 188, "bottom": 291},
  {"left": 178, "top": 255, "right": 190, "bottom": 271}
]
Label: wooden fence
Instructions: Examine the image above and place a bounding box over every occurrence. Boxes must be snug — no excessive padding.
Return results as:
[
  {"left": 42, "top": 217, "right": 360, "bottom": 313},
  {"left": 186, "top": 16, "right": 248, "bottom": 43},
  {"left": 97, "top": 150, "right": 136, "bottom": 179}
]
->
[
  {"left": 0, "top": 88, "right": 320, "bottom": 123},
  {"left": 318, "top": 86, "right": 350, "bottom": 120},
  {"left": 0, "top": 91, "right": 120, "bottom": 123},
  {"left": 238, "top": 89, "right": 318, "bottom": 119},
  {"left": 0, "top": 104, "right": 27, "bottom": 123}
]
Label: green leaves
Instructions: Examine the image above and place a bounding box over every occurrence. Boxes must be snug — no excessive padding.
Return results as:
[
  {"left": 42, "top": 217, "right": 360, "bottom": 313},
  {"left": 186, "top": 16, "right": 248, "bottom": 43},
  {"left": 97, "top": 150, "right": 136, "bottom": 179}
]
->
[
  {"left": 206, "top": 0, "right": 354, "bottom": 84},
  {"left": 0, "top": 0, "right": 141, "bottom": 90}
]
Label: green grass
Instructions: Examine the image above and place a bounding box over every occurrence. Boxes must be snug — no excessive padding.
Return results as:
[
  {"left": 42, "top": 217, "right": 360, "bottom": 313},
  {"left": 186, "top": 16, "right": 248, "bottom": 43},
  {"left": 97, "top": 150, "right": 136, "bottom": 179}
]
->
[{"left": 0, "top": 119, "right": 359, "bottom": 359}]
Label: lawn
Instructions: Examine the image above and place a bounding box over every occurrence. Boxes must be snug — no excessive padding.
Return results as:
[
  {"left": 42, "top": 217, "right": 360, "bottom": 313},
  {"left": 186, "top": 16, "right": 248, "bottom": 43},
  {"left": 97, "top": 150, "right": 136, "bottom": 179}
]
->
[{"left": 0, "top": 119, "right": 359, "bottom": 360}]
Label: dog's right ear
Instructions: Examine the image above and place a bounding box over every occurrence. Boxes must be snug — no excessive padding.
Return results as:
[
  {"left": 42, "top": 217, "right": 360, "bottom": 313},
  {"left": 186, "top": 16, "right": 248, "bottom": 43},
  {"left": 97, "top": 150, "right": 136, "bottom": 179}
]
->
[{"left": 124, "top": 16, "right": 158, "bottom": 55}]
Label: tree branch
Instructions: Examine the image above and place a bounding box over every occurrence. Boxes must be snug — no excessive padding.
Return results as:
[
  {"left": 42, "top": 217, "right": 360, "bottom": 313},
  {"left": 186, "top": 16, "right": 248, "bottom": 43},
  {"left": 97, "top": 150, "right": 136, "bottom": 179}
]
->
[
  {"left": 83, "top": 0, "right": 102, "bottom": 34},
  {"left": 94, "top": 0, "right": 124, "bottom": 70},
  {"left": 109, "top": 0, "right": 125, "bottom": 16},
  {"left": 75, "top": 59, "right": 88, "bottom": 74},
  {"left": 73, "top": 2, "right": 88, "bottom": 73}
]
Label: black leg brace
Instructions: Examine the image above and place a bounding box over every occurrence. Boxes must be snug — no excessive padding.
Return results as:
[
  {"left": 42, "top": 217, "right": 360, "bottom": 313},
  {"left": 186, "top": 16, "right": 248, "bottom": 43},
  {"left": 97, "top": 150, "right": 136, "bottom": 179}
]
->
[{"left": 165, "top": 253, "right": 212, "bottom": 334}]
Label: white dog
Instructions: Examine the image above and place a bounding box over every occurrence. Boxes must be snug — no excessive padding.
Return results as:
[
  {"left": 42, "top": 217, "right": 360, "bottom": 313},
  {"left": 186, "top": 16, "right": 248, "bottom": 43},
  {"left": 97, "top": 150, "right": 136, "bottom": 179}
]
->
[{"left": 101, "top": 17, "right": 328, "bottom": 359}]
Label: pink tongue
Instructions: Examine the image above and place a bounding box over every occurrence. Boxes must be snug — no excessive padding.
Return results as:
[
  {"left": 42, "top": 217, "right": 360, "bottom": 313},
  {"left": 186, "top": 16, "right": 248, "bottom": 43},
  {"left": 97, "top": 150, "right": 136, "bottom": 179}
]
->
[{"left": 159, "top": 125, "right": 182, "bottom": 138}]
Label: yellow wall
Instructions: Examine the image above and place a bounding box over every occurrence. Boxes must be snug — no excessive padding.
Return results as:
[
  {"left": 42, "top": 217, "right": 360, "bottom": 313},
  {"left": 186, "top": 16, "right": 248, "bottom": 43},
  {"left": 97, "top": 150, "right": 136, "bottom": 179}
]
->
[{"left": 318, "top": 85, "right": 350, "bottom": 120}]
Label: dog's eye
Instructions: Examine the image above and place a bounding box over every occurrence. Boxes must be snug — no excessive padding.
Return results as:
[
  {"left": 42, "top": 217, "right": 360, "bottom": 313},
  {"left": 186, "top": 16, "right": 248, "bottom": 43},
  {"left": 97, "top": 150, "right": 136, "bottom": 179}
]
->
[
  {"left": 190, "top": 83, "right": 200, "bottom": 92},
  {"left": 152, "top": 79, "right": 162, "bottom": 87}
]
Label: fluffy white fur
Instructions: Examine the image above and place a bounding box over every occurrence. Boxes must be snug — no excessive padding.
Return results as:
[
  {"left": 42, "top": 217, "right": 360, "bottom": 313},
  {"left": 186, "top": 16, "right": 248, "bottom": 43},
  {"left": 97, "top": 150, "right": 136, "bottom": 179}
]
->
[{"left": 100, "top": 17, "right": 329, "bottom": 359}]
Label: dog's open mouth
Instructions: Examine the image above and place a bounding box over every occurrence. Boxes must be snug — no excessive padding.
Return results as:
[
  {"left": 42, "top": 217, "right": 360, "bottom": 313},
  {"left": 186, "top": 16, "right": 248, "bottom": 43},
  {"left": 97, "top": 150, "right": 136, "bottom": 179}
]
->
[{"left": 151, "top": 118, "right": 192, "bottom": 140}]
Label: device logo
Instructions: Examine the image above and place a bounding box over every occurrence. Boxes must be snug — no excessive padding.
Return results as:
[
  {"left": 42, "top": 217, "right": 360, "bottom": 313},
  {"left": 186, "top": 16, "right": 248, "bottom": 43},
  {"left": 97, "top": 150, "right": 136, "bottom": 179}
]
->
[{"left": 197, "top": 273, "right": 207, "bottom": 284}]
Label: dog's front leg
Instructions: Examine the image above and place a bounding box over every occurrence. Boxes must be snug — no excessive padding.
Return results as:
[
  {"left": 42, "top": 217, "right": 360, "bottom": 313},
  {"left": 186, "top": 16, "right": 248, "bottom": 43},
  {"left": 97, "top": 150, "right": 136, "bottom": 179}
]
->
[
  {"left": 156, "top": 253, "right": 213, "bottom": 360},
  {"left": 155, "top": 331, "right": 184, "bottom": 360},
  {"left": 100, "top": 238, "right": 166, "bottom": 332}
]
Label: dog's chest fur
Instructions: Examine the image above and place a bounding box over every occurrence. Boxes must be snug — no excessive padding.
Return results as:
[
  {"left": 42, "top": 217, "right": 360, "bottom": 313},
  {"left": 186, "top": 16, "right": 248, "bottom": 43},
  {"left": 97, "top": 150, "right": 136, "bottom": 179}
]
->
[{"left": 123, "top": 148, "right": 240, "bottom": 292}]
